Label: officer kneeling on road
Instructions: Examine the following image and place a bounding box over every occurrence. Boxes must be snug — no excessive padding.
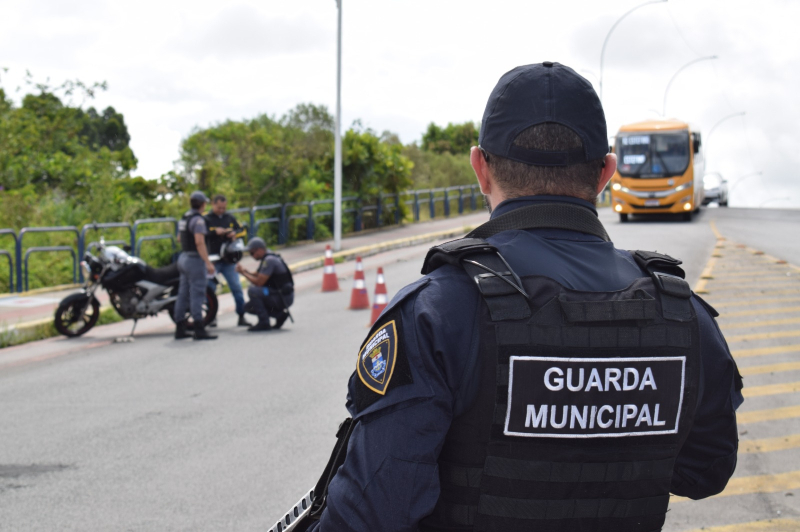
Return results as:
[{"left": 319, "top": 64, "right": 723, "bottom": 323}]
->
[
  {"left": 303, "top": 63, "right": 743, "bottom": 532},
  {"left": 205, "top": 193, "right": 250, "bottom": 327},
  {"left": 174, "top": 191, "right": 217, "bottom": 341},
  {"left": 236, "top": 237, "right": 294, "bottom": 332}
]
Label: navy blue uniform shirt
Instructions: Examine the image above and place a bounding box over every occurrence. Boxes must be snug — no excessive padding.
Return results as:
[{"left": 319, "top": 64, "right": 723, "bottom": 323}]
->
[{"left": 309, "top": 197, "right": 742, "bottom": 532}]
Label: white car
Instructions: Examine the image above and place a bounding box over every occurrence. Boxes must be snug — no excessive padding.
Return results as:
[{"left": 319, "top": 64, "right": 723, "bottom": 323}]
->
[{"left": 703, "top": 173, "right": 728, "bottom": 207}]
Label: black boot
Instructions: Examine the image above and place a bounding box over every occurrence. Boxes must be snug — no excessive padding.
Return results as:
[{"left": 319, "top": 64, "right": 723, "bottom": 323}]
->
[
  {"left": 193, "top": 323, "right": 218, "bottom": 340},
  {"left": 237, "top": 314, "right": 251, "bottom": 327},
  {"left": 274, "top": 312, "right": 289, "bottom": 330},
  {"left": 175, "top": 320, "right": 191, "bottom": 340},
  {"left": 248, "top": 321, "right": 272, "bottom": 332}
]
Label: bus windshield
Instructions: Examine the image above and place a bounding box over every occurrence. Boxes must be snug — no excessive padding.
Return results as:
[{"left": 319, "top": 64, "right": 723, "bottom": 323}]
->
[{"left": 616, "top": 131, "right": 690, "bottom": 178}]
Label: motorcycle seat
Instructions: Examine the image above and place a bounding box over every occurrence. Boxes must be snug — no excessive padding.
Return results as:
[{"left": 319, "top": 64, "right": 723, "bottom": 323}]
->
[{"left": 144, "top": 263, "right": 179, "bottom": 285}]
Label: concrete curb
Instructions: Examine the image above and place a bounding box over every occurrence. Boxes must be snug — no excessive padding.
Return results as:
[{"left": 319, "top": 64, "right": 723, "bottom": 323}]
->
[
  {"left": 287, "top": 225, "right": 476, "bottom": 274},
  {"left": 0, "top": 283, "right": 81, "bottom": 301}
]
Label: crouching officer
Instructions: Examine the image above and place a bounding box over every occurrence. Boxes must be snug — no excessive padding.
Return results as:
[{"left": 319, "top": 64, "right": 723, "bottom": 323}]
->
[
  {"left": 174, "top": 191, "right": 217, "bottom": 341},
  {"left": 205, "top": 193, "right": 250, "bottom": 327},
  {"left": 304, "top": 63, "right": 742, "bottom": 531},
  {"left": 236, "top": 237, "right": 294, "bottom": 332}
]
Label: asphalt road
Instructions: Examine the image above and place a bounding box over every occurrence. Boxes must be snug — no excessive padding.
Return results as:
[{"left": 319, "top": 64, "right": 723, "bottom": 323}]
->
[{"left": 1, "top": 206, "right": 798, "bottom": 531}]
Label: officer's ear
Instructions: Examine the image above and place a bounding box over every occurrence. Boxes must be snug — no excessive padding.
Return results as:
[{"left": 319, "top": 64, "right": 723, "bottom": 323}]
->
[
  {"left": 597, "top": 153, "right": 617, "bottom": 194},
  {"left": 471, "top": 146, "right": 493, "bottom": 196}
]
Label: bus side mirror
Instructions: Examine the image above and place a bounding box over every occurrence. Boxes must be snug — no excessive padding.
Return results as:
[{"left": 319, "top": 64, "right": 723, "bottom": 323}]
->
[{"left": 693, "top": 134, "right": 702, "bottom": 154}]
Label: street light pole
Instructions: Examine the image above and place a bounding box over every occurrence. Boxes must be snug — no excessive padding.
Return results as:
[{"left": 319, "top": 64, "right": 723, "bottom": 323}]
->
[
  {"left": 333, "top": 0, "right": 343, "bottom": 251},
  {"left": 662, "top": 55, "right": 717, "bottom": 117},
  {"left": 599, "top": 0, "right": 667, "bottom": 103},
  {"left": 705, "top": 111, "right": 745, "bottom": 165}
]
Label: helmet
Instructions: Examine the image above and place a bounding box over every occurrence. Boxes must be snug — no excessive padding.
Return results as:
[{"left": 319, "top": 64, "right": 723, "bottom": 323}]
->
[{"left": 220, "top": 238, "right": 245, "bottom": 264}]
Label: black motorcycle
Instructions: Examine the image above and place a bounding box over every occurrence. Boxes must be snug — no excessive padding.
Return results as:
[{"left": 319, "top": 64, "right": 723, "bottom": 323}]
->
[{"left": 54, "top": 239, "right": 218, "bottom": 337}]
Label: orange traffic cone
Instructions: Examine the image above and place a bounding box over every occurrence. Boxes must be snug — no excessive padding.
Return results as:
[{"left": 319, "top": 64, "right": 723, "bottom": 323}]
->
[
  {"left": 322, "top": 245, "right": 340, "bottom": 292},
  {"left": 370, "top": 267, "right": 389, "bottom": 324},
  {"left": 349, "top": 257, "right": 370, "bottom": 309}
]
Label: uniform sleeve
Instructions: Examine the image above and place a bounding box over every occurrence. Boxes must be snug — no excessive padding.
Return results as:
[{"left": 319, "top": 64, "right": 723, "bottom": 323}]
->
[
  {"left": 191, "top": 217, "right": 207, "bottom": 235},
  {"left": 671, "top": 298, "right": 742, "bottom": 499},
  {"left": 312, "top": 272, "right": 482, "bottom": 531},
  {"left": 259, "top": 258, "right": 277, "bottom": 277}
]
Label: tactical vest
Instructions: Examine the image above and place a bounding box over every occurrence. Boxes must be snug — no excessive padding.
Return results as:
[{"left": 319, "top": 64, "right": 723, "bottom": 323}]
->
[
  {"left": 261, "top": 253, "right": 294, "bottom": 294},
  {"left": 179, "top": 210, "right": 204, "bottom": 252},
  {"left": 418, "top": 205, "right": 701, "bottom": 532}
]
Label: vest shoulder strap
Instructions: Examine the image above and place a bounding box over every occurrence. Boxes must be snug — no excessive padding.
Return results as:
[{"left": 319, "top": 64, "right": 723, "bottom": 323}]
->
[
  {"left": 422, "top": 237, "right": 530, "bottom": 321},
  {"left": 629, "top": 250, "right": 693, "bottom": 321}
]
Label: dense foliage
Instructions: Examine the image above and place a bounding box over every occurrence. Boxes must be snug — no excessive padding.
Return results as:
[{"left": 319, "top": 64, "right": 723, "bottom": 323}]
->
[{"left": 0, "top": 77, "right": 478, "bottom": 291}]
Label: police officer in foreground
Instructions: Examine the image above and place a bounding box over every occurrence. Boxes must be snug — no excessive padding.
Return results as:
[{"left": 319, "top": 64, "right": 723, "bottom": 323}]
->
[
  {"left": 205, "top": 194, "right": 250, "bottom": 327},
  {"left": 306, "top": 63, "right": 742, "bottom": 531},
  {"left": 174, "top": 191, "right": 217, "bottom": 341},
  {"left": 236, "top": 237, "right": 294, "bottom": 332}
]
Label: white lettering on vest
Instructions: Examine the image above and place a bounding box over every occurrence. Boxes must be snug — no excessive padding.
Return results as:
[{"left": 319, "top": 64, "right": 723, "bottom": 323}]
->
[
  {"left": 597, "top": 405, "right": 614, "bottom": 428},
  {"left": 567, "top": 368, "right": 585, "bottom": 392},
  {"left": 526, "top": 405, "right": 548, "bottom": 428},
  {"left": 653, "top": 403, "right": 666, "bottom": 426},
  {"left": 585, "top": 368, "right": 603, "bottom": 392},
  {"left": 606, "top": 368, "right": 622, "bottom": 391},
  {"left": 615, "top": 404, "right": 621, "bottom": 428},
  {"left": 570, "top": 405, "right": 588, "bottom": 429},
  {"left": 622, "top": 404, "right": 638, "bottom": 428},
  {"left": 551, "top": 405, "right": 568, "bottom": 428},
  {"left": 544, "top": 368, "right": 564, "bottom": 391},
  {"left": 636, "top": 404, "right": 653, "bottom": 427},
  {"left": 589, "top": 405, "right": 598, "bottom": 429},
  {"left": 623, "top": 368, "right": 640, "bottom": 391},
  {"left": 640, "top": 367, "right": 657, "bottom": 390}
]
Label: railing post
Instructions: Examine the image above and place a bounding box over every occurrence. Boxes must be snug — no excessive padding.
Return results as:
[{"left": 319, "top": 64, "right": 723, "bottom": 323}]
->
[
  {"left": 248, "top": 208, "right": 256, "bottom": 240},
  {"left": 395, "top": 194, "right": 401, "bottom": 225},
  {"left": 444, "top": 189, "right": 450, "bottom": 217},
  {"left": 414, "top": 192, "right": 420, "bottom": 222},
  {"left": 471, "top": 185, "right": 477, "bottom": 210},
  {"left": 279, "top": 204, "right": 288, "bottom": 245},
  {"left": 306, "top": 203, "right": 315, "bottom": 241},
  {"left": 376, "top": 196, "right": 383, "bottom": 227},
  {"left": 458, "top": 187, "right": 464, "bottom": 214},
  {"left": 355, "top": 198, "right": 363, "bottom": 232},
  {"left": 15, "top": 235, "right": 23, "bottom": 293},
  {"left": 429, "top": 191, "right": 436, "bottom": 219}
]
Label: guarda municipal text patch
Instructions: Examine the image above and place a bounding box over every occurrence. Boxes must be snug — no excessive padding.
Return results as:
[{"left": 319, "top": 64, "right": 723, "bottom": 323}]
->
[
  {"left": 504, "top": 357, "right": 685, "bottom": 439},
  {"left": 357, "top": 320, "right": 398, "bottom": 395}
]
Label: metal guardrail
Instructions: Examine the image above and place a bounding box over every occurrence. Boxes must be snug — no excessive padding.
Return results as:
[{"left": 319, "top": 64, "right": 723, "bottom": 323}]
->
[
  {"left": 24, "top": 246, "right": 77, "bottom": 292},
  {"left": 0, "top": 185, "right": 482, "bottom": 293}
]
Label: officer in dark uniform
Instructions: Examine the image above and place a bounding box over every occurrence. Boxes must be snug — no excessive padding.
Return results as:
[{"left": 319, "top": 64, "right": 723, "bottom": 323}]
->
[
  {"left": 174, "top": 191, "right": 217, "bottom": 340},
  {"left": 306, "top": 63, "right": 742, "bottom": 531},
  {"left": 205, "top": 194, "right": 250, "bottom": 327},
  {"left": 236, "top": 237, "right": 294, "bottom": 332}
]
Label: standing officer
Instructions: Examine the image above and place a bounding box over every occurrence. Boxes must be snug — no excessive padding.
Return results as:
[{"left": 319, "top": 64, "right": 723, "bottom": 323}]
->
[
  {"left": 305, "top": 63, "right": 742, "bottom": 531},
  {"left": 236, "top": 237, "right": 294, "bottom": 332},
  {"left": 174, "top": 191, "right": 217, "bottom": 341},
  {"left": 205, "top": 194, "right": 250, "bottom": 327}
]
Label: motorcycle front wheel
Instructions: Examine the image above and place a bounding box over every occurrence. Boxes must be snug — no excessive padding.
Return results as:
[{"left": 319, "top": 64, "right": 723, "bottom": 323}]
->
[
  {"left": 54, "top": 293, "right": 102, "bottom": 337},
  {"left": 167, "top": 287, "right": 218, "bottom": 327}
]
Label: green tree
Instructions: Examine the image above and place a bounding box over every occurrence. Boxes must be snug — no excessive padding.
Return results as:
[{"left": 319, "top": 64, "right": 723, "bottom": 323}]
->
[{"left": 421, "top": 121, "right": 479, "bottom": 155}]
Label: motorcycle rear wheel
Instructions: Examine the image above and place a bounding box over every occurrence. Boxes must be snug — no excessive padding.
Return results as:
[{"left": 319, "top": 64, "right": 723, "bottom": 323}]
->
[
  {"left": 54, "top": 294, "right": 101, "bottom": 338},
  {"left": 167, "top": 287, "right": 218, "bottom": 327}
]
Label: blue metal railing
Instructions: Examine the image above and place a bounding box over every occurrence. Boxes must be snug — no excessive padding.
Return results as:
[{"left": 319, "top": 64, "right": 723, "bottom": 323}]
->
[{"left": 1, "top": 185, "right": 482, "bottom": 293}]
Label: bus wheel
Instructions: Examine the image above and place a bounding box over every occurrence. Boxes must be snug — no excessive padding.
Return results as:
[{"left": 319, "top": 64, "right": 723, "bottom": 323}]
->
[
  {"left": 619, "top": 213, "right": 629, "bottom": 223},
  {"left": 682, "top": 211, "right": 693, "bottom": 222}
]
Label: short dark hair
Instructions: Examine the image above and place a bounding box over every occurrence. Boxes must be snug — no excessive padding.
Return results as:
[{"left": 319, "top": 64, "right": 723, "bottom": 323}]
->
[
  {"left": 486, "top": 123, "right": 604, "bottom": 202},
  {"left": 190, "top": 198, "right": 205, "bottom": 210},
  {"left": 213, "top": 194, "right": 227, "bottom": 203}
]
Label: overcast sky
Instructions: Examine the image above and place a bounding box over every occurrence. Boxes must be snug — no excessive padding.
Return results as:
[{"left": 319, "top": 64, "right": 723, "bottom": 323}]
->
[{"left": 2, "top": 0, "right": 798, "bottom": 208}]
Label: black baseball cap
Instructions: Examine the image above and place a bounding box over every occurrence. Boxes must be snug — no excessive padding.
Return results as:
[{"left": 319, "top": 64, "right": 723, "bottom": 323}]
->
[{"left": 478, "top": 62, "right": 608, "bottom": 166}]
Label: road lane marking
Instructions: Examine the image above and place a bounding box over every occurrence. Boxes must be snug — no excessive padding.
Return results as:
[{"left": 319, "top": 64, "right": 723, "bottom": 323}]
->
[
  {"left": 738, "top": 405, "right": 800, "bottom": 424},
  {"left": 670, "top": 470, "right": 800, "bottom": 504},
  {"left": 681, "top": 519, "right": 800, "bottom": 532},
  {"left": 732, "top": 344, "right": 800, "bottom": 359},
  {"left": 722, "top": 318, "right": 800, "bottom": 330},
  {"left": 714, "top": 298, "right": 800, "bottom": 309},
  {"left": 740, "top": 434, "right": 800, "bottom": 454},
  {"left": 742, "top": 380, "right": 800, "bottom": 398},
  {"left": 727, "top": 330, "right": 800, "bottom": 342},
  {"left": 713, "top": 269, "right": 795, "bottom": 277},
  {"left": 739, "top": 361, "right": 800, "bottom": 376},
  {"left": 710, "top": 220, "right": 723, "bottom": 239}
]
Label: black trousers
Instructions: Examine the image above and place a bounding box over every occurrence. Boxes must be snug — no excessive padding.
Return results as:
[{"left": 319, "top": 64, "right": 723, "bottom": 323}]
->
[{"left": 245, "top": 286, "right": 294, "bottom": 323}]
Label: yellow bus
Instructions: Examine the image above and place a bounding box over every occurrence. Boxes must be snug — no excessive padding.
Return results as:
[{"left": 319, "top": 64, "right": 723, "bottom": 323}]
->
[{"left": 609, "top": 119, "right": 704, "bottom": 222}]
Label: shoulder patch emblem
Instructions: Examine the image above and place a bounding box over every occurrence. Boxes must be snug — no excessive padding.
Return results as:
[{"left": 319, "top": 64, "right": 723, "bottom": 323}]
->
[{"left": 357, "top": 320, "right": 398, "bottom": 395}]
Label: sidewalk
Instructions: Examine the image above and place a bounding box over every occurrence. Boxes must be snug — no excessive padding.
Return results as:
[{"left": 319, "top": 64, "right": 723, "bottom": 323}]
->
[{"left": 0, "top": 211, "right": 489, "bottom": 332}]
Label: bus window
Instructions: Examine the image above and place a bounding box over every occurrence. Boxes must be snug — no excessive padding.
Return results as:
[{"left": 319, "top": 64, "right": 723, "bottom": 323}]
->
[{"left": 616, "top": 131, "right": 690, "bottom": 178}]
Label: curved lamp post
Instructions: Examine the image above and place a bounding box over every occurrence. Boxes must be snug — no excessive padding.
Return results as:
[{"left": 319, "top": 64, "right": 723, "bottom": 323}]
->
[
  {"left": 662, "top": 55, "right": 717, "bottom": 117},
  {"left": 599, "top": 0, "right": 667, "bottom": 102},
  {"left": 705, "top": 111, "right": 745, "bottom": 164},
  {"left": 729, "top": 172, "right": 763, "bottom": 205},
  {"left": 333, "top": 0, "right": 343, "bottom": 251}
]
